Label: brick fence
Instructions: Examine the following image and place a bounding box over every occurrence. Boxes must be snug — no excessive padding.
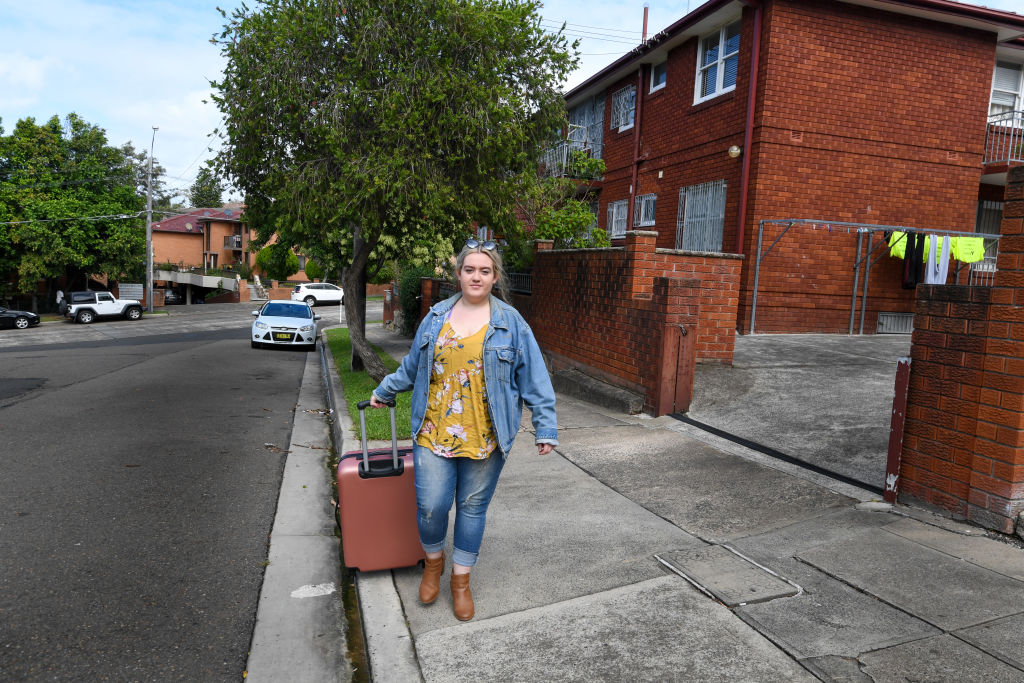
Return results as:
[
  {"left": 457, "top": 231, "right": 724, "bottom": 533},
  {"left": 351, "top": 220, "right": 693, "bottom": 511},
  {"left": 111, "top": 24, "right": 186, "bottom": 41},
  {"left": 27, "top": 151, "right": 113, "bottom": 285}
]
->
[
  {"left": 899, "top": 165, "right": 1024, "bottom": 534},
  {"left": 421, "top": 231, "right": 742, "bottom": 414}
]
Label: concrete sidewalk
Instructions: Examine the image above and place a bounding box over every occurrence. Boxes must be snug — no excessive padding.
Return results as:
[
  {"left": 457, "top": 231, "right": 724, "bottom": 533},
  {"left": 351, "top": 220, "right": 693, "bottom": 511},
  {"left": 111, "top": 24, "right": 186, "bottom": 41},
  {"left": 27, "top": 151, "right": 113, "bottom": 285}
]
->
[{"left": 327, "top": 325, "right": 1024, "bottom": 682}]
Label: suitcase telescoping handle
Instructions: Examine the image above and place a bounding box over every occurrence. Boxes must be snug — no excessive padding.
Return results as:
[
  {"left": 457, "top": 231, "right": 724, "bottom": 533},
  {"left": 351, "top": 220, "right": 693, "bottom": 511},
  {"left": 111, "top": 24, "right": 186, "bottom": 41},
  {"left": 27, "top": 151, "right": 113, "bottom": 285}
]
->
[{"left": 356, "top": 399, "right": 401, "bottom": 477}]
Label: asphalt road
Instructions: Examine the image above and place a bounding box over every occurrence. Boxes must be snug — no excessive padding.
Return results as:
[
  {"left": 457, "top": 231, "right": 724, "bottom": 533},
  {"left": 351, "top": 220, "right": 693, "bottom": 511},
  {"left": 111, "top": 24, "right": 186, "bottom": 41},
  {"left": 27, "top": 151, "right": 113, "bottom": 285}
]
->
[{"left": 0, "top": 302, "right": 365, "bottom": 680}]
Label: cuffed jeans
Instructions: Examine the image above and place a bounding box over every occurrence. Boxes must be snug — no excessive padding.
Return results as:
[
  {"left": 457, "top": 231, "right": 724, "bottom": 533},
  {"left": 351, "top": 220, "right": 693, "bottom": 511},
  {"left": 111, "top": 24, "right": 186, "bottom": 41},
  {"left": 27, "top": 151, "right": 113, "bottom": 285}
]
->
[{"left": 413, "top": 444, "right": 506, "bottom": 567}]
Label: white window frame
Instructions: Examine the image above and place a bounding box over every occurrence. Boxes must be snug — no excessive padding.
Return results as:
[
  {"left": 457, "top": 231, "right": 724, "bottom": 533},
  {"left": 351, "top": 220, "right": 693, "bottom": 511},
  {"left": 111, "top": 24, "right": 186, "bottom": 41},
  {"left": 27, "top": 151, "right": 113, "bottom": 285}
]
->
[
  {"left": 990, "top": 61, "right": 1023, "bottom": 118},
  {"left": 634, "top": 193, "right": 657, "bottom": 227},
  {"left": 610, "top": 85, "right": 636, "bottom": 132},
  {"left": 676, "top": 180, "right": 727, "bottom": 252},
  {"left": 650, "top": 61, "right": 667, "bottom": 93},
  {"left": 608, "top": 200, "right": 628, "bottom": 238},
  {"left": 695, "top": 19, "right": 741, "bottom": 104}
]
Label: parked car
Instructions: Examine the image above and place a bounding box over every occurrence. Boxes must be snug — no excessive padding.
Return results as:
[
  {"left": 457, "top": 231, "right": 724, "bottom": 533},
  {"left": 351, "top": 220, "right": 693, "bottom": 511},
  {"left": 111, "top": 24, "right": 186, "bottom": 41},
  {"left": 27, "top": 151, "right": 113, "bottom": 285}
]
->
[
  {"left": 0, "top": 306, "right": 41, "bottom": 330},
  {"left": 64, "top": 291, "right": 143, "bottom": 324},
  {"left": 251, "top": 300, "right": 320, "bottom": 350},
  {"left": 290, "top": 282, "right": 344, "bottom": 306},
  {"left": 163, "top": 289, "right": 182, "bottom": 305}
]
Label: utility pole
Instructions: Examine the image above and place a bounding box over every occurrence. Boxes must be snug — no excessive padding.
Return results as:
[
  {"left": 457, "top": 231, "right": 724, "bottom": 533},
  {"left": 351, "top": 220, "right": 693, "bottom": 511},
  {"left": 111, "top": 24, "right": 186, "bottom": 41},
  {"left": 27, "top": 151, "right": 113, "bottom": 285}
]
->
[{"left": 146, "top": 126, "right": 158, "bottom": 313}]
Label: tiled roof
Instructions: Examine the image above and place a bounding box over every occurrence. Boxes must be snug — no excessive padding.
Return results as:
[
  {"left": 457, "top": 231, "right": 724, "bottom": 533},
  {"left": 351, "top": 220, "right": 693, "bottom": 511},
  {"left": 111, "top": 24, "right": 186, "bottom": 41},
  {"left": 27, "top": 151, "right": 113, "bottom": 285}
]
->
[{"left": 152, "top": 206, "right": 245, "bottom": 233}]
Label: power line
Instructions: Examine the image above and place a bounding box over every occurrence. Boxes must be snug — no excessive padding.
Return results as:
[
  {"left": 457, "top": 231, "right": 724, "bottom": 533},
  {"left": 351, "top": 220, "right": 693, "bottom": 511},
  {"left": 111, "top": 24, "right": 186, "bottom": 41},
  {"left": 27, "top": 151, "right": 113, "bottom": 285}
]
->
[{"left": 542, "top": 20, "right": 642, "bottom": 37}]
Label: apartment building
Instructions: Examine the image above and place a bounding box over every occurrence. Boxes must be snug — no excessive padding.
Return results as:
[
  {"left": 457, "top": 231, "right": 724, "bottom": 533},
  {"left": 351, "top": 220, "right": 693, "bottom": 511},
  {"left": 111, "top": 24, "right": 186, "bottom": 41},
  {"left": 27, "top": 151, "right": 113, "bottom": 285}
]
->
[{"left": 557, "top": 0, "right": 1024, "bottom": 334}]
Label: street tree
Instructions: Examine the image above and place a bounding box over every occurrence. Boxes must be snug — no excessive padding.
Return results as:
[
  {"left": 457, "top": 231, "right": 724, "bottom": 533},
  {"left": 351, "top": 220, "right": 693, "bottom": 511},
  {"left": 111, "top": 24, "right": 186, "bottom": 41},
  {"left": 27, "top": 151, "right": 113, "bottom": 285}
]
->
[
  {"left": 0, "top": 114, "right": 146, "bottom": 303},
  {"left": 212, "top": 0, "right": 576, "bottom": 378},
  {"left": 188, "top": 167, "right": 224, "bottom": 208}
]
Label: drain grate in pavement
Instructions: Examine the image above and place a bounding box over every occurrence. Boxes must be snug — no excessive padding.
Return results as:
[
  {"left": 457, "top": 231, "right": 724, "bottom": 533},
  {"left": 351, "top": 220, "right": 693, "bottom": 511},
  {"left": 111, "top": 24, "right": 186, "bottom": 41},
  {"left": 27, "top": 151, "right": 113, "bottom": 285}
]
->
[{"left": 657, "top": 545, "right": 800, "bottom": 607}]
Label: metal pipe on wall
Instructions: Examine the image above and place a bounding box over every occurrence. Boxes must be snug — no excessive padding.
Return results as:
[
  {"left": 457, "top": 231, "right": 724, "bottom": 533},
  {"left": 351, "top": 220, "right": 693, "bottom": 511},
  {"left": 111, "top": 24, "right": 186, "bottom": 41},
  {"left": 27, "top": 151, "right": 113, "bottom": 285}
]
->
[{"left": 849, "top": 231, "right": 863, "bottom": 335}]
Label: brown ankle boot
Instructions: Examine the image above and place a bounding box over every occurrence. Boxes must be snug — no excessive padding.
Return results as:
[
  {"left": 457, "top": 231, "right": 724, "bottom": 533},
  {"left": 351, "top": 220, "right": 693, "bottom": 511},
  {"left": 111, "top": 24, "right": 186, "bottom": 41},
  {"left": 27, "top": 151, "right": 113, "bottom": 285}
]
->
[
  {"left": 419, "top": 555, "right": 444, "bottom": 604},
  {"left": 450, "top": 572, "right": 474, "bottom": 621}
]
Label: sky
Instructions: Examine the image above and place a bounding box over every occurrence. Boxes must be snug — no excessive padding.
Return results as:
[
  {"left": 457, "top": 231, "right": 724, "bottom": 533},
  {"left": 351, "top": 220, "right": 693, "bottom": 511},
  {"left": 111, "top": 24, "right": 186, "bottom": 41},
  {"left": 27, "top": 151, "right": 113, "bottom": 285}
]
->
[{"left": 1, "top": 0, "right": 1022, "bottom": 203}]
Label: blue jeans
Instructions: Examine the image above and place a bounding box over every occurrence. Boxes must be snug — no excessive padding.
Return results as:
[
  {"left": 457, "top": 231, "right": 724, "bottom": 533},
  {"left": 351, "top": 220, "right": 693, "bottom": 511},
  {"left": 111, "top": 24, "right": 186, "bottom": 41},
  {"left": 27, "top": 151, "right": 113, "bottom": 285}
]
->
[{"left": 413, "top": 444, "right": 506, "bottom": 567}]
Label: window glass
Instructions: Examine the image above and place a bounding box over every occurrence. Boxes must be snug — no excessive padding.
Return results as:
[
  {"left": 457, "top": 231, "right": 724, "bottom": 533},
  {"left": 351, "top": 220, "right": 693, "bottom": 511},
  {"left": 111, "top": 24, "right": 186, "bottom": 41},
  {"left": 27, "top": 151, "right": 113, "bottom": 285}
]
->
[
  {"left": 677, "top": 180, "right": 727, "bottom": 252},
  {"left": 610, "top": 86, "right": 636, "bottom": 131},
  {"left": 698, "top": 20, "right": 741, "bottom": 101},
  {"left": 634, "top": 194, "right": 657, "bottom": 227},
  {"left": 608, "top": 200, "right": 629, "bottom": 238},
  {"left": 651, "top": 61, "right": 667, "bottom": 91}
]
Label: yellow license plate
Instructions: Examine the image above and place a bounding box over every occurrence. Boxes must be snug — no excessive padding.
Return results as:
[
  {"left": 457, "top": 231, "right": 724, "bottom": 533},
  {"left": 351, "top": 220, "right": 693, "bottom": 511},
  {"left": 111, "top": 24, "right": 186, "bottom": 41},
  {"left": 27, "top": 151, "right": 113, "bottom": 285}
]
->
[{"left": 273, "top": 333, "right": 293, "bottom": 341}]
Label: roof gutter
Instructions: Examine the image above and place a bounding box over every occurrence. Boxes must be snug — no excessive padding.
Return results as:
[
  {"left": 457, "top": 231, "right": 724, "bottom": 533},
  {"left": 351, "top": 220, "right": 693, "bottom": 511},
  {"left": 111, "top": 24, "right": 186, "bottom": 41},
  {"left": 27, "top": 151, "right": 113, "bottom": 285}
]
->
[{"left": 735, "top": 0, "right": 762, "bottom": 256}]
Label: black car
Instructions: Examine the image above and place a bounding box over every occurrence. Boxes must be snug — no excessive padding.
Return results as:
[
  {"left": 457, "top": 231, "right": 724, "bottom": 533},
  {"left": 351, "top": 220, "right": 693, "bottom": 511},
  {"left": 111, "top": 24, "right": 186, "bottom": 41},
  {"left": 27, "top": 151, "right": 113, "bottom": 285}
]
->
[
  {"left": 0, "top": 306, "right": 41, "bottom": 330},
  {"left": 164, "top": 289, "right": 183, "bottom": 305}
]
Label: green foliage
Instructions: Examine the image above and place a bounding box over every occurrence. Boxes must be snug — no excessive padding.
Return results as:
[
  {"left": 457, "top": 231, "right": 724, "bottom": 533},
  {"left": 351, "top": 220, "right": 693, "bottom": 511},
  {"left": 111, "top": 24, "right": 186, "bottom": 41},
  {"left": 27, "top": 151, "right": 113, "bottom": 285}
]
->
[
  {"left": 324, "top": 327, "right": 412, "bottom": 440},
  {"left": 211, "top": 0, "right": 577, "bottom": 291},
  {"left": 398, "top": 263, "right": 434, "bottom": 335},
  {"left": 188, "top": 167, "right": 224, "bottom": 208},
  {"left": 234, "top": 261, "right": 253, "bottom": 280},
  {"left": 304, "top": 259, "right": 324, "bottom": 281},
  {"left": 256, "top": 244, "right": 300, "bottom": 281},
  {"left": 497, "top": 152, "right": 609, "bottom": 271},
  {"left": 0, "top": 114, "right": 146, "bottom": 293},
  {"left": 369, "top": 260, "right": 396, "bottom": 286}
]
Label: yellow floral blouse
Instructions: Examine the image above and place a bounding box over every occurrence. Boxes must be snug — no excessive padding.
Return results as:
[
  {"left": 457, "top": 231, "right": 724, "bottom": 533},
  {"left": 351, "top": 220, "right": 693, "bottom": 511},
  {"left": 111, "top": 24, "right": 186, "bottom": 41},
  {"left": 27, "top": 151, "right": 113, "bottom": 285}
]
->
[{"left": 416, "top": 320, "right": 497, "bottom": 459}]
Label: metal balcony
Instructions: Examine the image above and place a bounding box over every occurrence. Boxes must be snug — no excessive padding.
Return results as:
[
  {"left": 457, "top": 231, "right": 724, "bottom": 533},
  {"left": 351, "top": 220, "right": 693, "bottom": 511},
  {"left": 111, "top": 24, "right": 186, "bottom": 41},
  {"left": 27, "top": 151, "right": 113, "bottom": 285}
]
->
[
  {"left": 539, "top": 139, "right": 603, "bottom": 179},
  {"left": 984, "top": 110, "right": 1024, "bottom": 164}
]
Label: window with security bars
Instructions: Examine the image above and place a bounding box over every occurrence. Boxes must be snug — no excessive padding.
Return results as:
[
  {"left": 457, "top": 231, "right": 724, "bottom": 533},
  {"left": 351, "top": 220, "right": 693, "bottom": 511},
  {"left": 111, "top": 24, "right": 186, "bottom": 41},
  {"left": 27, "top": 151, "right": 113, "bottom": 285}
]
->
[
  {"left": 697, "top": 20, "right": 740, "bottom": 102},
  {"left": 585, "top": 201, "right": 599, "bottom": 239},
  {"left": 610, "top": 86, "right": 636, "bottom": 132},
  {"left": 608, "top": 200, "right": 628, "bottom": 238},
  {"left": 676, "top": 180, "right": 727, "bottom": 252},
  {"left": 634, "top": 193, "right": 656, "bottom": 227}
]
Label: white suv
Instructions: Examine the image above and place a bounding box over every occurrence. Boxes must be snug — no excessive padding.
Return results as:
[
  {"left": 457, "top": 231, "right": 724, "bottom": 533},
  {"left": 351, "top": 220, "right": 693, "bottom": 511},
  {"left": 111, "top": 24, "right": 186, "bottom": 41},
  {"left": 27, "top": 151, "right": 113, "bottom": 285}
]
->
[{"left": 291, "top": 282, "right": 344, "bottom": 306}]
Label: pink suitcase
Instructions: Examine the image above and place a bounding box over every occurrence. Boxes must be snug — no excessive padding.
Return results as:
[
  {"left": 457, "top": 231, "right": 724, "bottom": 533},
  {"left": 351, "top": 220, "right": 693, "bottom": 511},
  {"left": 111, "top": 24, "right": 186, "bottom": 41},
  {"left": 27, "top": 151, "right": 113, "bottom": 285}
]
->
[{"left": 337, "top": 400, "right": 424, "bottom": 571}]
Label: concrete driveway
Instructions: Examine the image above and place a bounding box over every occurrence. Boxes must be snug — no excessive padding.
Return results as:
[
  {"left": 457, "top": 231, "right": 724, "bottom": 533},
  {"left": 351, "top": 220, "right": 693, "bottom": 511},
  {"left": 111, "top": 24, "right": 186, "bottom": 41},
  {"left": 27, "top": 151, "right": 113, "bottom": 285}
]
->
[{"left": 688, "top": 333, "right": 913, "bottom": 491}]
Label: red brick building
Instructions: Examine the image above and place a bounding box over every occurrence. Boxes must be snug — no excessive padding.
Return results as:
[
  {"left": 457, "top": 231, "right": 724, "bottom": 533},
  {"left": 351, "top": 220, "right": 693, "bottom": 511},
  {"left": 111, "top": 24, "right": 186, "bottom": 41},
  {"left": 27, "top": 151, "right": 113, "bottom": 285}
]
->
[{"left": 560, "top": 0, "right": 1024, "bottom": 334}]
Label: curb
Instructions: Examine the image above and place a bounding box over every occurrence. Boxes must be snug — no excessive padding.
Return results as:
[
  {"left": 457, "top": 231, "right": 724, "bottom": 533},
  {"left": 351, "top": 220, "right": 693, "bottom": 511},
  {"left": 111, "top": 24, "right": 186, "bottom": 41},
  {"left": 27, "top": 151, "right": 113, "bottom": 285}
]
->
[
  {"left": 320, "top": 325, "right": 423, "bottom": 682},
  {"left": 244, "top": 346, "right": 351, "bottom": 682}
]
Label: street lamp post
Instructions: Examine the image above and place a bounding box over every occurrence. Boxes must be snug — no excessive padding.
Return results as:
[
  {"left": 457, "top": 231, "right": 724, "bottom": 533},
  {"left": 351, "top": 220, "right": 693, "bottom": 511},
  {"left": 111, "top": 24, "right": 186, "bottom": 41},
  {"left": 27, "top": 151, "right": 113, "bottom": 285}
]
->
[{"left": 146, "top": 126, "right": 158, "bottom": 313}]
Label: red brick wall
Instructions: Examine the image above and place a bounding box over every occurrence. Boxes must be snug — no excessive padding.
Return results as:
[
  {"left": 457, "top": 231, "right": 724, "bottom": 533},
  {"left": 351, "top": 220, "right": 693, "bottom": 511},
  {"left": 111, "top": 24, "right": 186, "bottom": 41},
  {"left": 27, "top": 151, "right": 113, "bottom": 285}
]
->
[
  {"left": 586, "top": 0, "right": 996, "bottom": 334},
  {"left": 596, "top": 8, "right": 749, "bottom": 252},
  {"left": 740, "top": 0, "right": 994, "bottom": 333},
  {"left": 526, "top": 233, "right": 741, "bottom": 412},
  {"left": 900, "top": 166, "right": 1024, "bottom": 534}
]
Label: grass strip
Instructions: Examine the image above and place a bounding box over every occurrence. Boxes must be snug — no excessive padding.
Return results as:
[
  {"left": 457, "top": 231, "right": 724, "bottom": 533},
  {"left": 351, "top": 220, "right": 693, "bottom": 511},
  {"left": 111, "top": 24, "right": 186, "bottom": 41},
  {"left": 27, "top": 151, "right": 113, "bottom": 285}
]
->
[{"left": 325, "top": 327, "right": 412, "bottom": 441}]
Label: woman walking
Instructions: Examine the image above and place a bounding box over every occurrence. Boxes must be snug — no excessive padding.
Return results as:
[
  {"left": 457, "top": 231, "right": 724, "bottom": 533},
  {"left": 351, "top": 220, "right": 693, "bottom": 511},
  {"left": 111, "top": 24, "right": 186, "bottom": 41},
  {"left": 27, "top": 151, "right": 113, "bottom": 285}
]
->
[{"left": 369, "top": 239, "right": 557, "bottom": 620}]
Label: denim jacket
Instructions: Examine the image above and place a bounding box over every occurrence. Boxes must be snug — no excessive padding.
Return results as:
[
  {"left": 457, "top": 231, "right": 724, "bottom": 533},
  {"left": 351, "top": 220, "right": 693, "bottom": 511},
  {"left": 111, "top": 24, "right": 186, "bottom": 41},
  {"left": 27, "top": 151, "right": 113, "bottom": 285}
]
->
[{"left": 373, "top": 293, "right": 558, "bottom": 457}]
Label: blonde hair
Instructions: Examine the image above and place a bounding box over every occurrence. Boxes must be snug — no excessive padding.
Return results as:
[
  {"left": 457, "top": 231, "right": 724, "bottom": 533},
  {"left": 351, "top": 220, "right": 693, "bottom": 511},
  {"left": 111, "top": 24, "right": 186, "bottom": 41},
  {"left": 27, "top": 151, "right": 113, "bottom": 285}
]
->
[{"left": 455, "top": 244, "right": 509, "bottom": 301}]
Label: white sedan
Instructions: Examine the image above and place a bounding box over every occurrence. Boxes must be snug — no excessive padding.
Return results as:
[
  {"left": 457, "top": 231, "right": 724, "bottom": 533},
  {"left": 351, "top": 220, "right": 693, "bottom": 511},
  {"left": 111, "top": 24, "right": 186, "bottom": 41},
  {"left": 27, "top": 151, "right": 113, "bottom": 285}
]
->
[{"left": 251, "top": 300, "right": 321, "bottom": 350}]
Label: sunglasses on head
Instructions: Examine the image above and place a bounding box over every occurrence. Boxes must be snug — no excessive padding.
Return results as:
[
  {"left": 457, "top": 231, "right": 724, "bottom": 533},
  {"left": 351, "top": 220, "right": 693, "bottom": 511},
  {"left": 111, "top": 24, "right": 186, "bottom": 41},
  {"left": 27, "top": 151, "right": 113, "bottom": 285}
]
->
[{"left": 465, "top": 239, "right": 497, "bottom": 251}]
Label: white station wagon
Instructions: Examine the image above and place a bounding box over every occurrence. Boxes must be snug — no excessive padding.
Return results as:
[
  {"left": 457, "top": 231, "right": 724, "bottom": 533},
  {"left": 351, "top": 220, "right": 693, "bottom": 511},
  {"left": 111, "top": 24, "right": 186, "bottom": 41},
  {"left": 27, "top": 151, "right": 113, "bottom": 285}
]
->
[{"left": 291, "top": 282, "right": 344, "bottom": 306}]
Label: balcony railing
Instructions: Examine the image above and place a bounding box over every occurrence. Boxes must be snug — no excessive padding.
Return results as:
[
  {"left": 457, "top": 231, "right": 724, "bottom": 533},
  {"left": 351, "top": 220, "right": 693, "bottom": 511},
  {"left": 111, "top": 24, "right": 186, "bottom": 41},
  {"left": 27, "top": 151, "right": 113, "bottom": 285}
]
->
[
  {"left": 984, "top": 110, "right": 1024, "bottom": 164},
  {"left": 223, "top": 235, "right": 242, "bottom": 249},
  {"left": 539, "top": 140, "right": 603, "bottom": 179}
]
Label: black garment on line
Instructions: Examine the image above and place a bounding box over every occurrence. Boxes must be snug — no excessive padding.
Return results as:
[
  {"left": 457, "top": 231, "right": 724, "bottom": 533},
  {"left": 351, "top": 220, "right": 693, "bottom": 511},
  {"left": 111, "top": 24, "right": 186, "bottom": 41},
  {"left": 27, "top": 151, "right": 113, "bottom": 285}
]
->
[{"left": 902, "top": 233, "right": 925, "bottom": 289}]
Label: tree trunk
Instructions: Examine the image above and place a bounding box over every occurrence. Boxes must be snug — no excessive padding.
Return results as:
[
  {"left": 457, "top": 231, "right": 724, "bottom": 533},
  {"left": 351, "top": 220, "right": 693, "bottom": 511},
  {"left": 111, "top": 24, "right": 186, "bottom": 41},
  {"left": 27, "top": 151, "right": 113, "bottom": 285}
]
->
[{"left": 343, "top": 226, "right": 390, "bottom": 383}]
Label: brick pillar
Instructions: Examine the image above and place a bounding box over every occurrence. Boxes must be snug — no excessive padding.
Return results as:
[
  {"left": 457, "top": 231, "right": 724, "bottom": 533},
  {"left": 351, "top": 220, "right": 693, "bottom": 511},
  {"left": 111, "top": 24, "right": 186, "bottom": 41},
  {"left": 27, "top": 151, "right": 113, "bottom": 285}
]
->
[
  {"left": 900, "top": 165, "right": 1024, "bottom": 534},
  {"left": 624, "top": 230, "right": 658, "bottom": 299},
  {"left": 419, "top": 277, "right": 440, "bottom": 324}
]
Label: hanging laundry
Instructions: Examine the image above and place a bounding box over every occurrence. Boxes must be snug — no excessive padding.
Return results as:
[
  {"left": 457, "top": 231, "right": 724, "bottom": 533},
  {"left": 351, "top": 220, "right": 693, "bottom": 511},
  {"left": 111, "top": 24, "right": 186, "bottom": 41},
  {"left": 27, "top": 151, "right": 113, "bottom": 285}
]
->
[
  {"left": 923, "top": 235, "right": 950, "bottom": 285},
  {"left": 902, "top": 232, "right": 925, "bottom": 289},
  {"left": 889, "top": 231, "right": 908, "bottom": 259},
  {"left": 950, "top": 236, "right": 986, "bottom": 264}
]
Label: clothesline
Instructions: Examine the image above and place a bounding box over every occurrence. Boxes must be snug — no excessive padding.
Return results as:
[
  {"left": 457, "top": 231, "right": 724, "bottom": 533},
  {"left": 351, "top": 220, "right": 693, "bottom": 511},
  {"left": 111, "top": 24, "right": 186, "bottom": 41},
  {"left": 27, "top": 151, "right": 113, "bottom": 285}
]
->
[
  {"left": 759, "top": 218, "right": 1001, "bottom": 241},
  {"left": 750, "top": 218, "right": 1003, "bottom": 336}
]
